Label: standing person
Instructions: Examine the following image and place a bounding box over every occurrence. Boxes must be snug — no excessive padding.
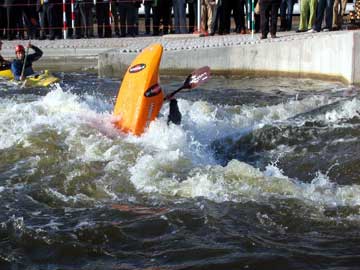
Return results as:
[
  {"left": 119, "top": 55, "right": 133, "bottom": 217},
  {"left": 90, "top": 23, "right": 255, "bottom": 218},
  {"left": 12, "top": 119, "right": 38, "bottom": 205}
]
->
[
  {"left": 308, "top": 0, "right": 335, "bottom": 32},
  {"left": 152, "top": 0, "right": 171, "bottom": 35},
  {"left": 5, "top": 0, "right": 21, "bottom": 40},
  {"left": 37, "top": 0, "right": 48, "bottom": 39},
  {"left": 112, "top": 0, "right": 120, "bottom": 36},
  {"left": 235, "top": 0, "right": 246, "bottom": 34},
  {"left": 0, "top": 0, "right": 7, "bottom": 38},
  {"left": 0, "top": 40, "right": 10, "bottom": 69},
  {"left": 11, "top": 42, "right": 43, "bottom": 80},
  {"left": 118, "top": 0, "right": 136, "bottom": 37},
  {"left": 296, "top": 0, "right": 317, "bottom": 32},
  {"left": 143, "top": 0, "right": 153, "bottom": 35},
  {"left": 332, "top": 0, "right": 347, "bottom": 30},
  {"left": 76, "top": 0, "right": 94, "bottom": 38},
  {"left": 43, "top": 0, "right": 62, "bottom": 39},
  {"left": 210, "top": 0, "right": 221, "bottom": 35},
  {"left": 96, "top": 0, "right": 112, "bottom": 37},
  {"left": 133, "top": 0, "right": 141, "bottom": 35},
  {"left": 260, "top": 0, "right": 281, "bottom": 38},
  {"left": 23, "top": 0, "right": 40, "bottom": 39},
  {"left": 279, "top": 0, "right": 294, "bottom": 31},
  {"left": 173, "top": 0, "right": 187, "bottom": 34},
  {"left": 201, "top": 0, "right": 216, "bottom": 35},
  {"left": 186, "top": 0, "right": 197, "bottom": 33}
]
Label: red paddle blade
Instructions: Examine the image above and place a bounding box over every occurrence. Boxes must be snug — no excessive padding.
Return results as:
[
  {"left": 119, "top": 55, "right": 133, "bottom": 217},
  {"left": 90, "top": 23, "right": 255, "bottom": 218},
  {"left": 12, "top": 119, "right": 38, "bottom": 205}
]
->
[{"left": 185, "top": 66, "right": 211, "bottom": 89}]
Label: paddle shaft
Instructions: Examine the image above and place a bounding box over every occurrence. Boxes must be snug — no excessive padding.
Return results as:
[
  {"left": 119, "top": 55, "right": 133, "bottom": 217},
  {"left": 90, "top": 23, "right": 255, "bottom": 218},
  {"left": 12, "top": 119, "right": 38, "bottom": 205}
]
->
[{"left": 20, "top": 46, "right": 30, "bottom": 80}]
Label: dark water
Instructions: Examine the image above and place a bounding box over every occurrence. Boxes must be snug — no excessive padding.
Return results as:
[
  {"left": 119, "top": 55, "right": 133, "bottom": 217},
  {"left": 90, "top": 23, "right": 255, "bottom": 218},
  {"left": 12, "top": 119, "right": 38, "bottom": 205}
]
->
[{"left": 1, "top": 73, "right": 360, "bottom": 270}]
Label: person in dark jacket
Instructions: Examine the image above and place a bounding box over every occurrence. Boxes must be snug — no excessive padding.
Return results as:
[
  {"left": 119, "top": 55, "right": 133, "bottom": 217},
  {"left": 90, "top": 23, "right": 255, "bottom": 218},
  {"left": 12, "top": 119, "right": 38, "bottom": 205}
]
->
[
  {"left": 11, "top": 42, "right": 43, "bottom": 80},
  {"left": 167, "top": 98, "right": 182, "bottom": 125}
]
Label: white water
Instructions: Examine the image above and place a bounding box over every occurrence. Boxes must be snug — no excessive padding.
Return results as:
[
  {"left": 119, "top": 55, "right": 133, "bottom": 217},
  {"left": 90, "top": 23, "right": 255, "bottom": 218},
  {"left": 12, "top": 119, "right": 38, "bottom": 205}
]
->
[{"left": 1, "top": 87, "right": 360, "bottom": 214}]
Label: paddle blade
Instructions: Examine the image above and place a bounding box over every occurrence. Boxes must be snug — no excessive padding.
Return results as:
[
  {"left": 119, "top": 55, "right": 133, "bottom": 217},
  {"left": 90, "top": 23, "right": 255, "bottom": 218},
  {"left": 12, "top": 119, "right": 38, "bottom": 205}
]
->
[
  {"left": 164, "top": 66, "right": 211, "bottom": 100},
  {"left": 185, "top": 66, "right": 211, "bottom": 89}
]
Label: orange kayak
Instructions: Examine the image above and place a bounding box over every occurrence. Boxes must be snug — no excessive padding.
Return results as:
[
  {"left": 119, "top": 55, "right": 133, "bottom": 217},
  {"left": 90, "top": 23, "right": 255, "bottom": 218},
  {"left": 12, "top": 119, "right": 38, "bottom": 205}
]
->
[{"left": 113, "top": 43, "right": 164, "bottom": 136}]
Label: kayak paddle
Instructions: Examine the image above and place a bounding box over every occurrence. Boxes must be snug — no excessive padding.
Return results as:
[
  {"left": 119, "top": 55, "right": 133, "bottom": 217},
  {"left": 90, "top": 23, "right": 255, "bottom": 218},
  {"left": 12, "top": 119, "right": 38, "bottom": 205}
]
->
[
  {"left": 20, "top": 45, "right": 30, "bottom": 88},
  {"left": 164, "top": 66, "right": 211, "bottom": 100}
]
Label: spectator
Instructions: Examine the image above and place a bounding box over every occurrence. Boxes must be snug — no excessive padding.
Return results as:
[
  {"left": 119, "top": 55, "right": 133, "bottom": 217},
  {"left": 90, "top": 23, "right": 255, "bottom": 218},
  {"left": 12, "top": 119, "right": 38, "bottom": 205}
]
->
[
  {"left": 201, "top": 0, "right": 216, "bottom": 35},
  {"left": 118, "top": 0, "right": 137, "bottom": 37},
  {"left": 308, "top": 0, "right": 335, "bottom": 32},
  {"left": 96, "top": 0, "right": 111, "bottom": 37},
  {"left": 186, "top": 0, "right": 197, "bottom": 33},
  {"left": 260, "top": 0, "right": 281, "bottom": 38},
  {"left": 37, "top": 0, "right": 48, "bottom": 39},
  {"left": 5, "top": 0, "right": 21, "bottom": 40},
  {"left": 0, "top": 1, "right": 5, "bottom": 38},
  {"left": 296, "top": 0, "right": 317, "bottom": 32},
  {"left": 173, "top": 0, "right": 187, "bottom": 34},
  {"left": 75, "top": 0, "right": 94, "bottom": 38},
  {"left": 143, "top": 0, "right": 153, "bottom": 35},
  {"left": 279, "top": 0, "right": 294, "bottom": 31},
  {"left": 332, "top": 0, "right": 347, "bottom": 30},
  {"left": 152, "top": 0, "right": 171, "bottom": 35}
]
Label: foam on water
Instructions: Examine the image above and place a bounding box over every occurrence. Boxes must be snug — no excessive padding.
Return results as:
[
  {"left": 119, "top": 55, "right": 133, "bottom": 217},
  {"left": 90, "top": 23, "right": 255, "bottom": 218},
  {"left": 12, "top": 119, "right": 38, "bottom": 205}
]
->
[{"left": 2, "top": 86, "right": 360, "bottom": 213}]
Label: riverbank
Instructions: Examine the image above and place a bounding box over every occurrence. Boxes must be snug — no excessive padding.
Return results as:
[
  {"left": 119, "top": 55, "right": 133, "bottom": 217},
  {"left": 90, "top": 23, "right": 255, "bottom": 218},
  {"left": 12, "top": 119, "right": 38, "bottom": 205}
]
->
[{"left": 2, "top": 29, "right": 360, "bottom": 84}]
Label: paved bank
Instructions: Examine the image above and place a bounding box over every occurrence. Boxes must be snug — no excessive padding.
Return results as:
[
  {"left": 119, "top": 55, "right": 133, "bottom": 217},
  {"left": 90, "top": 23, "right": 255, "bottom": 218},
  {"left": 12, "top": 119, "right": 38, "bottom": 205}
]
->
[{"left": 2, "top": 30, "right": 360, "bottom": 84}]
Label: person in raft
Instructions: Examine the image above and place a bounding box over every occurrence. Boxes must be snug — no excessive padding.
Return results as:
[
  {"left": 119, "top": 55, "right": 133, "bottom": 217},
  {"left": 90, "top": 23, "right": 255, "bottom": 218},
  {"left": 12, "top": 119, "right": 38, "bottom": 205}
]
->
[
  {"left": 0, "top": 40, "right": 10, "bottom": 69},
  {"left": 11, "top": 42, "right": 43, "bottom": 81}
]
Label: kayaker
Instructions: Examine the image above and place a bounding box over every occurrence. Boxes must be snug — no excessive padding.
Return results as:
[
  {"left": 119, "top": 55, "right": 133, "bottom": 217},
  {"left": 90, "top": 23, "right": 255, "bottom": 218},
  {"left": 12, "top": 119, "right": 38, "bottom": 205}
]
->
[
  {"left": 0, "top": 40, "right": 10, "bottom": 69},
  {"left": 11, "top": 42, "right": 43, "bottom": 81},
  {"left": 167, "top": 97, "right": 182, "bottom": 125}
]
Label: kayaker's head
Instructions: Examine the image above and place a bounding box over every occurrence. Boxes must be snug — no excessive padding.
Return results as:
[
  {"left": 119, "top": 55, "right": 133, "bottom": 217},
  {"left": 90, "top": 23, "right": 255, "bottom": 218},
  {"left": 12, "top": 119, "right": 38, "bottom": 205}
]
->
[{"left": 15, "top": 45, "right": 25, "bottom": 60}]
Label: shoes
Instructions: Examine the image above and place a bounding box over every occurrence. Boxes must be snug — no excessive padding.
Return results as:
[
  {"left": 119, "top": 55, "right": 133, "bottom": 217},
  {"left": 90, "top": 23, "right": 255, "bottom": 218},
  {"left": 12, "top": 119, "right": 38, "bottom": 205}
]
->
[
  {"left": 307, "top": 29, "right": 317, "bottom": 33},
  {"left": 240, "top": 29, "right": 246, "bottom": 34},
  {"left": 271, "top": 34, "right": 277, "bottom": 38},
  {"left": 296, "top": 29, "right": 306, "bottom": 33},
  {"left": 260, "top": 35, "right": 267, "bottom": 39},
  {"left": 322, "top": 28, "right": 330, "bottom": 32}
]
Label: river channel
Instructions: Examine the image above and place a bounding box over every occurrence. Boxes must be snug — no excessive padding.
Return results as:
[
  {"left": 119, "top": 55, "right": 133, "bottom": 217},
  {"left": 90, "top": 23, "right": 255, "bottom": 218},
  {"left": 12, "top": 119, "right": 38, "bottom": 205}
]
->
[{"left": 0, "top": 73, "right": 360, "bottom": 270}]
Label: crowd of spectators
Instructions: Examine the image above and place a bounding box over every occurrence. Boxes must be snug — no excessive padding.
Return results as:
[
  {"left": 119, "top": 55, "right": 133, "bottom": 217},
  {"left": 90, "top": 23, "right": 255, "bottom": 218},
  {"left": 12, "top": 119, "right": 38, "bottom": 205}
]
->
[{"left": 0, "top": 0, "right": 351, "bottom": 41}]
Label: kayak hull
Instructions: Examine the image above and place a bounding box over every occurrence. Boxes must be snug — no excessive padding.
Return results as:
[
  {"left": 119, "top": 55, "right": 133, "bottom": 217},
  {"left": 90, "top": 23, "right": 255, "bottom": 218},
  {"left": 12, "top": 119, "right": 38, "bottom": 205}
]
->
[
  {"left": 0, "top": 69, "right": 14, "bottom": 79},
  {"left": 0, "top": 69, "right": 60, "bottom": 87},
  {"left": 113, "top": 43, "right": 164, "bottom": 136},
  {"left": 22, "top": 70, "right": 60, "bottom": 87}
]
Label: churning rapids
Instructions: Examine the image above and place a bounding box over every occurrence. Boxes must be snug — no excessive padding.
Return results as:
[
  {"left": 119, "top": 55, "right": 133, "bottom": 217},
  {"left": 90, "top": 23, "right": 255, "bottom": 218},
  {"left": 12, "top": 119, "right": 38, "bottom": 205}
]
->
[{"left": 1, "top": 73, "right": 360, "bottom": 270}]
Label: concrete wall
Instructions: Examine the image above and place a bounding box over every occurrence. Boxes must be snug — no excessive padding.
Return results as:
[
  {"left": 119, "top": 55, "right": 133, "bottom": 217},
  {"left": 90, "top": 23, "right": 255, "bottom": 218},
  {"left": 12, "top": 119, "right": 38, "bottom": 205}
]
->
[{"left": 98, "top": 31, "right": 360, "bottom": 85}]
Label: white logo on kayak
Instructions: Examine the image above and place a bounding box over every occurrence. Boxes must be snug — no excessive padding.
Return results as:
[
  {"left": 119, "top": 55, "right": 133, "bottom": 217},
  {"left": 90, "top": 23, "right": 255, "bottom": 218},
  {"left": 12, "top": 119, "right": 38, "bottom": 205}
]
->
[{"left": 129, "top": 63, "right": 146, "bottom": 73}]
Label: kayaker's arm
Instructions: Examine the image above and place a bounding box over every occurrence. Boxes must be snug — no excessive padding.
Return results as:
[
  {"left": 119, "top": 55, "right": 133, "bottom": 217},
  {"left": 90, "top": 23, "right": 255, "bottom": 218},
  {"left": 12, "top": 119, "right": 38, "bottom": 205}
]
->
[{"left": 27, "top": 45, "right": 43, "bottom": 62}]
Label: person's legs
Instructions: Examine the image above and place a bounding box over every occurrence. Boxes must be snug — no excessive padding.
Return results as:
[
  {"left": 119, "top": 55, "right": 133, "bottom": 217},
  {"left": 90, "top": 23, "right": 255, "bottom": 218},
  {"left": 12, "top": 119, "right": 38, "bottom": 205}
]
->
[
  {"left": 144, "top": 3, "right": 151, "bottom": 34},
  {"left": 260, "top": 1, "right": 270, "bottom": 38},
  {"left": 324, "top": 0, "right": 334, "bottom": 30},
  {"left": 299, "top": 0, "right": 310, "bottom": 30},
  {"left": 332, "top": 0, "right": 340, "bottom": 28},
  {"left": 270, "top": 2, "right": 280, "bottom": 36},
  {"left": 313, "top": 0, "right": 326, "bottom": 31},
  {"left": 286, "top": 0, "right": 294, "bottom": 30},
  {"left": 308, "top": 0, "right": 318, "bottom": 29}
]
